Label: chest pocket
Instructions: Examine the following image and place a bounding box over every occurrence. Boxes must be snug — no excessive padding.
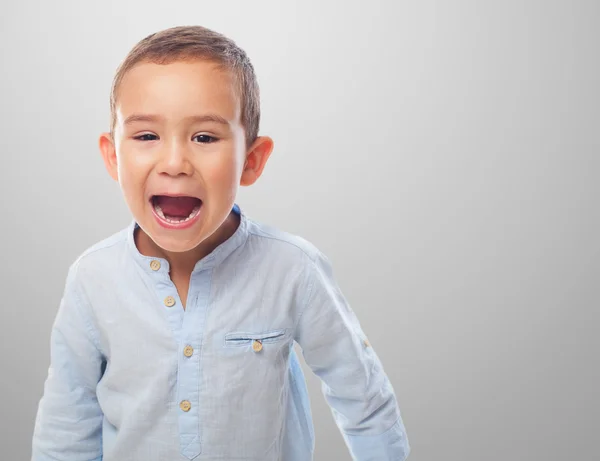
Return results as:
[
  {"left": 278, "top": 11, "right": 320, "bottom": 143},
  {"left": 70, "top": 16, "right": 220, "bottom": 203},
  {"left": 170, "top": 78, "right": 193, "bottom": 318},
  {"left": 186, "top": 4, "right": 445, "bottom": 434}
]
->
[{"left": 224, "top": 328, "right": 287, "bottom": 350}]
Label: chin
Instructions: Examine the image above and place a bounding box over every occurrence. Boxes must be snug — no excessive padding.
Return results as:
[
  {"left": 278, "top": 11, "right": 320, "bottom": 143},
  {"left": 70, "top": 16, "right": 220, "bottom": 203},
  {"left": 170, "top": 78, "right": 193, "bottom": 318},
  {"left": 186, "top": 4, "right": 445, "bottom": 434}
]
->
[{"left": 150, "top": 233, "right": 204, "bottom": 253}]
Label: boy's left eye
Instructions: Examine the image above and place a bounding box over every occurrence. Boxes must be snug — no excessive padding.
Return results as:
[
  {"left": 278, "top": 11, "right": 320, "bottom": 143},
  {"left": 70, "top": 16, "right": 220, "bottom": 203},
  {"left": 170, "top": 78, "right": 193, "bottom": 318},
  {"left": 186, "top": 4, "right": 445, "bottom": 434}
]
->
[{"left": 193, "top": 134, "right": 218, "bottom": 144}]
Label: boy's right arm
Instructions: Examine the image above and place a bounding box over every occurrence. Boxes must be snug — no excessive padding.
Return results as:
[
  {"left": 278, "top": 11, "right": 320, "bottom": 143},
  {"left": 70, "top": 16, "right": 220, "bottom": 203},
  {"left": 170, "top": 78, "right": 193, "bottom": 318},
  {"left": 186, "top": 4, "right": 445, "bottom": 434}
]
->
[{"left": 31, "top": 264, "right": 105, "bottom": 461}]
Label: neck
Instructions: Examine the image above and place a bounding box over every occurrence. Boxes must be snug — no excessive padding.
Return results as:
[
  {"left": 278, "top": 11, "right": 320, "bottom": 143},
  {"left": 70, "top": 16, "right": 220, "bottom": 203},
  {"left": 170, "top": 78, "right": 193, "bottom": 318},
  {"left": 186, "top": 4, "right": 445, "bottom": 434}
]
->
[{"left": 135, "top": 210, "right": 240, "bottom": 276}]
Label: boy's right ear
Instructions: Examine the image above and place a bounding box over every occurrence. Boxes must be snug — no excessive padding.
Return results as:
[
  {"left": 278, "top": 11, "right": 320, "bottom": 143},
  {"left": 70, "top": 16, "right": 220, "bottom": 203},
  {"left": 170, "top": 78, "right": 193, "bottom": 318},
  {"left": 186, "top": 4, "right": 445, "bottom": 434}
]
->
[{"left": 99, "top": 132, "right": 119, "bottom": 181}]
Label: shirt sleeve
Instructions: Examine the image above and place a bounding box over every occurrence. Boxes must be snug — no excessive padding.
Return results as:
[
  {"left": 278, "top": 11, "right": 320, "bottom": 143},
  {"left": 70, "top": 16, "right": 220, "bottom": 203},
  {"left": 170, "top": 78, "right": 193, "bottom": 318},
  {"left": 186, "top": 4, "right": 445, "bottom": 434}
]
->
[
  {"left": 31, "top": 264, "right": 105, "bottom": 461},
  {"left": 294, "top": 249, "right": 411, "bottom": 461}
]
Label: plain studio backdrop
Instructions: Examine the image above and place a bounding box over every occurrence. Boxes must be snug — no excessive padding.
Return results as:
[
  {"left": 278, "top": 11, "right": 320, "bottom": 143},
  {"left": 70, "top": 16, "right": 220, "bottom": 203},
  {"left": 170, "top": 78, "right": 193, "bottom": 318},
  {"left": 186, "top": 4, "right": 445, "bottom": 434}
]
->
[{"left": 0, "top": 1, "right": 597, "bottom": 460}]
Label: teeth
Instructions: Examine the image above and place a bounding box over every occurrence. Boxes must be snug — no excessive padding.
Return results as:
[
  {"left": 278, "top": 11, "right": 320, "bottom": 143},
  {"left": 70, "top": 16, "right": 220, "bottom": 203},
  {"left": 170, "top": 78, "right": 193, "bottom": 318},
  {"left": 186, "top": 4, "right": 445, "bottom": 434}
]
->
[
  {"left": 154, "top": 203, "right": 166, "bottom": 219},
  {"left": 186, "top": 205, "right": 201, "bottom": 221},
  {"left": 153, "top": 203, "right": 201, "bottom": 224}
]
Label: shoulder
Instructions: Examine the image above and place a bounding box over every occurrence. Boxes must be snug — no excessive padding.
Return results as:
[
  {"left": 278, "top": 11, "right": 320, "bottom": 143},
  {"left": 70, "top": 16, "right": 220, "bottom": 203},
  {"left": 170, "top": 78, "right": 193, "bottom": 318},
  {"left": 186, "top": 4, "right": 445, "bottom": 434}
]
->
[
  {"left": 245, "top": 217, "right": 324, "bottom": 266},
  {"left": 241, "top": 217, "right": 337, "bottom": 303},
  {"left": 67, "top": 224, "right": 130, "bottom": 283}
]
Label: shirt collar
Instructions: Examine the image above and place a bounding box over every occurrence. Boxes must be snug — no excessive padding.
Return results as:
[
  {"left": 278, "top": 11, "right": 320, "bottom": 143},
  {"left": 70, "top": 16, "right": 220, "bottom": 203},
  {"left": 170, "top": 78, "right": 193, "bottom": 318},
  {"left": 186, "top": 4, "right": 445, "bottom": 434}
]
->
[{"left": 126, "top": 202, "right": 249, "bottom": 275}]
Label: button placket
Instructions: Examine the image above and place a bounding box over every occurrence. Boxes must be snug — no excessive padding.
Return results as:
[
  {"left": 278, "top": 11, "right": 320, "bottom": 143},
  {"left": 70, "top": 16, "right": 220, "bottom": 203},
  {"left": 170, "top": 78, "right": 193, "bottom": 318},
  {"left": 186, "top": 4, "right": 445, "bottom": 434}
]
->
[
  {"left": 148, "top": 260, "right": 184, "bottom": 341},
  {"left": 146, "top": 257, "right": 197, "bottom": 443},
  {"left": 177, "top": 336, "right": 201, "bottom": 458},
  {"left": 176, "top": 271, "right": 212, "bottom": 459}
]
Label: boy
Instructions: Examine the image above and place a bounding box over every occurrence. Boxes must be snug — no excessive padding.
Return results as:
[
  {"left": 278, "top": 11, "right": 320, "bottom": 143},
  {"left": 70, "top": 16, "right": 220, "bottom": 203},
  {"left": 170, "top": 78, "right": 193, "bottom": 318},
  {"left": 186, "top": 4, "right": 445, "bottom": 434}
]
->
[{"left": 31, "top": 25, "right": 410, "bottom": 461}]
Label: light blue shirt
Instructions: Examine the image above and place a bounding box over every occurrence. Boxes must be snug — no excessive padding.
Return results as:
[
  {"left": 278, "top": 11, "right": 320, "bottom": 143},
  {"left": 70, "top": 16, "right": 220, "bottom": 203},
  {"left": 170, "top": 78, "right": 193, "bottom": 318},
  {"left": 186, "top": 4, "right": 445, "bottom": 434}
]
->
[{"left": 31, "top": 204, "right": 410, "bottom": 461}]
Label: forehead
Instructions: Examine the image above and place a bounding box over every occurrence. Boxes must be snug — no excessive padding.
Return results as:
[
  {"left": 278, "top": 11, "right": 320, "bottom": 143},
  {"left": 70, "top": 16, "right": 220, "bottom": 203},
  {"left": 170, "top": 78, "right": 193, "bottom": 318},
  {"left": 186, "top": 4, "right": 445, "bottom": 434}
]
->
[{"left": 115, "top": 60, "right": 240, "bottom": 124}]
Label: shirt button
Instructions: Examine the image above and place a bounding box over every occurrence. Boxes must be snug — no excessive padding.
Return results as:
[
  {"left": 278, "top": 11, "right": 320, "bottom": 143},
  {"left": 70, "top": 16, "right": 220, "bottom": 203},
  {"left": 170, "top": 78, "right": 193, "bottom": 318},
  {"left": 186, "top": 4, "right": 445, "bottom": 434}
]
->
[
  {"left": 164, "top": 296, "right": 176, "bottom": 307},
  {"left": 180, "top": 400, "right": 191, "bottom": 412},
  {"left": 364, "top": 338, "right": 370, "bottom": 347},
  {"left": 183, "top": 345, "right": 194, "bottom": 357},
  {"left": 150, "top": 260, "right": 161, "bottom": 271},
  {"left": 252, "top": 339, "right": 263, "bottom": 352}
]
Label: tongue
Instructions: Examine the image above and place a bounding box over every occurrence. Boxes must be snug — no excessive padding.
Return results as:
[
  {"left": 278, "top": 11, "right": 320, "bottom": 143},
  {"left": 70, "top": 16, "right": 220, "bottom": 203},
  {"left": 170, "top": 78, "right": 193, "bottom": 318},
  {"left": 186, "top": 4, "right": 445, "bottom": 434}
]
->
[{"left": 155, "top": 196, "right": 200, "bottom": 218}]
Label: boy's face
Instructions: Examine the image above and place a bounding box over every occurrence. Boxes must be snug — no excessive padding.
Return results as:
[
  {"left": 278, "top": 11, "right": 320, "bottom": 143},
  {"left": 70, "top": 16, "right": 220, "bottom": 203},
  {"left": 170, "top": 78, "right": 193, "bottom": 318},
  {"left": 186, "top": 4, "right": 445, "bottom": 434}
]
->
[{"left": 99, "top": 60, "right": 272, "bottom": 253}]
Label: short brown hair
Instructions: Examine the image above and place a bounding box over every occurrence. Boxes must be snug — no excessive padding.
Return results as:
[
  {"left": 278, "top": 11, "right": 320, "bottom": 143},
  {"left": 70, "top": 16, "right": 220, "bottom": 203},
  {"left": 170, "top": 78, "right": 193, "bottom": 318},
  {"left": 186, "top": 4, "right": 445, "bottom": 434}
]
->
[{"left": 109, "top": 25, "right": 260, "bottom": 148}]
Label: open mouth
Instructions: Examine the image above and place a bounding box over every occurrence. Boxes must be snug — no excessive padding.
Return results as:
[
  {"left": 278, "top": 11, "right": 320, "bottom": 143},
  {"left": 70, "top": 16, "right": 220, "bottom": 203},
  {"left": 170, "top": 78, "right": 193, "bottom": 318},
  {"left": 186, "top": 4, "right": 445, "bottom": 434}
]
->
[{"left": 150, "top": 195, "right": 202, "bottom": 225}]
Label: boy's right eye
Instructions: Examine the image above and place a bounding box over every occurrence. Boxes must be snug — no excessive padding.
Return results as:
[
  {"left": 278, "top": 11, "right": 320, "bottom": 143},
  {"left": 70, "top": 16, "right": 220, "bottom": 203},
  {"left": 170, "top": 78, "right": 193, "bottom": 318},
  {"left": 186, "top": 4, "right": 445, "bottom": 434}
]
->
[{"left": 134, "top": 134, "right": 158, "bottom": 141}]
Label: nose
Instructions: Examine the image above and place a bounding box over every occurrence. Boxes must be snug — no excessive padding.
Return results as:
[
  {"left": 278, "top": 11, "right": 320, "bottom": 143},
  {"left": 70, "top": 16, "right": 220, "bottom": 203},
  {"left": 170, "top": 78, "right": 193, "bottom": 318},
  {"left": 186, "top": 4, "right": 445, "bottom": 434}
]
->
[{"left": 157, "top": 140, "right": 194, "bottom": 177}]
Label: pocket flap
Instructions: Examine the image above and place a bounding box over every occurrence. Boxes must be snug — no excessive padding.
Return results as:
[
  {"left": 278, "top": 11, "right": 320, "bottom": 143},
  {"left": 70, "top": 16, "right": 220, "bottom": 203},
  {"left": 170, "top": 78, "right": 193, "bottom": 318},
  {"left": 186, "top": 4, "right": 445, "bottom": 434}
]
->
[{"left": 225, "top": 328, "right": 287, "bottom": 345}]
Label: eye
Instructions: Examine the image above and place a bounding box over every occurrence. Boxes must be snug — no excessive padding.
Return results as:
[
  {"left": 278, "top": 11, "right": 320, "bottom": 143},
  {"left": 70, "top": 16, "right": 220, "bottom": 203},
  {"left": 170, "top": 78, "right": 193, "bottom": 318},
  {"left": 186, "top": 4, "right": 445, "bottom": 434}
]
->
[
  {"left": 193, "top": 134, "right": 218, "bottom": 144},
  {"left": 133, "top": 133, "right": 158, "bottom": 141}
]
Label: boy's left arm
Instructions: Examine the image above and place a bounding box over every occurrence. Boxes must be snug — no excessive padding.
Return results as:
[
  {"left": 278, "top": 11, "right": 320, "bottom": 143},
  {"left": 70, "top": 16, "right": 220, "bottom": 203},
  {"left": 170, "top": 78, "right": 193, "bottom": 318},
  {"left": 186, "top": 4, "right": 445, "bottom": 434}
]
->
[{"left": 294, "top": 249, "right": 411, "bottom": 461}]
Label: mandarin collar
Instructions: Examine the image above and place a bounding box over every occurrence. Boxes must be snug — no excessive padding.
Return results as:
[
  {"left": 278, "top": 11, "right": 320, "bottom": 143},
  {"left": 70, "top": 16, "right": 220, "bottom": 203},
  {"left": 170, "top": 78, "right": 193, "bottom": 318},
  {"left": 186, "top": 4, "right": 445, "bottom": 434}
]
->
[{"left": 127, "top": 203, "right": 248, "bottom": 275}]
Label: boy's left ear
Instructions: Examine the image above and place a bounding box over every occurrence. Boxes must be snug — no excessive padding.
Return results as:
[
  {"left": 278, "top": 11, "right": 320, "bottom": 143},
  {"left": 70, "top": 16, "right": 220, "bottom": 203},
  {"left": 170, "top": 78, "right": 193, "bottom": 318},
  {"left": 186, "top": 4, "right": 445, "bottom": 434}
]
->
[
  {"left": 240, "top": 136, "right": 274, "bottom": 186},
  {"left": 99, "top": 132, "right": 119, "bottom": 181}
]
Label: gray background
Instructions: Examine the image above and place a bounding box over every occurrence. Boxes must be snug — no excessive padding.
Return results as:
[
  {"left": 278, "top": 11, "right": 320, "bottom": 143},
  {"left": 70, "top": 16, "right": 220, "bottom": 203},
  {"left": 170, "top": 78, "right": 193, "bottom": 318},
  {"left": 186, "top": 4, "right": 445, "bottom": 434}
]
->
[{"left": 1, "top": 0, "right": 598, "bottom": 460}]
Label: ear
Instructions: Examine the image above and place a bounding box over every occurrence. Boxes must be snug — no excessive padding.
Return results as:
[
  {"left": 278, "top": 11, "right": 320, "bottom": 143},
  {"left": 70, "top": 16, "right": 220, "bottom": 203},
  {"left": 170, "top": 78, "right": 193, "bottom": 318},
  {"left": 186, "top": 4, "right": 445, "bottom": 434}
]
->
[
  {"left": 240, "top": 136, "right": 274, "bottom": 187},
  {"left": 99, "top": 132, "right": 119, "bottom": 181}
]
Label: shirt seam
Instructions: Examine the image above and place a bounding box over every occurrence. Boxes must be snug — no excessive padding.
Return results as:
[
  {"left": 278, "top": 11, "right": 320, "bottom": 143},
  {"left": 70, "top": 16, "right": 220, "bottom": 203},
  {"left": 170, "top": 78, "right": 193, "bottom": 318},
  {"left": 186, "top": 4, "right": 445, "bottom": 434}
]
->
[
  {"left": 69, "top": 264, "right": 107, "bottom": 358},
  {"left": 292, "top": 250, "right": 319, "bottom": 334},
  {"left": 246, "top": 227, "right": 316, "bottom": 260},
  {"left": 73, "top": 232, "right": 127, "bottom": 266},
  {"left": 288, "top": 343, "right": 315, "bottom": 447}
]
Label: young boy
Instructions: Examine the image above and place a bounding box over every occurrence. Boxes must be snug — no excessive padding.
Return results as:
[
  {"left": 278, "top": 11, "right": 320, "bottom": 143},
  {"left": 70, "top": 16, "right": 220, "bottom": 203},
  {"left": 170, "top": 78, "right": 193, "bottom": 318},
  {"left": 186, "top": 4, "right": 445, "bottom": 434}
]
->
[{"left": 31, "top": 25, "right": 410, "bottom": 461}]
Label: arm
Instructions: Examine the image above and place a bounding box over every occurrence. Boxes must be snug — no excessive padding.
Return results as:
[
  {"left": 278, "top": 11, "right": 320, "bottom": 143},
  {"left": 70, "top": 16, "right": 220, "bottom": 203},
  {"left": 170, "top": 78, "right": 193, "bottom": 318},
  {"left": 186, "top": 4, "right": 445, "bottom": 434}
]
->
[
  {"left": 31, "top": 264, "right": 105, "bottom": 461},
  {"left": 294, "top": 250, "right": 410, "bottom": 461}
]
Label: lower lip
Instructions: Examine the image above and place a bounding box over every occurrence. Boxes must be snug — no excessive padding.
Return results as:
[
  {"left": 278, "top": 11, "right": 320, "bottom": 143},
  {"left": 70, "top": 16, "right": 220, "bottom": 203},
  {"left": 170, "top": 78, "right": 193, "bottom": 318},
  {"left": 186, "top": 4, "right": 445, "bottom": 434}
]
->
[{"left": 150, "top": 201, "right": 203, "bottom": 230}]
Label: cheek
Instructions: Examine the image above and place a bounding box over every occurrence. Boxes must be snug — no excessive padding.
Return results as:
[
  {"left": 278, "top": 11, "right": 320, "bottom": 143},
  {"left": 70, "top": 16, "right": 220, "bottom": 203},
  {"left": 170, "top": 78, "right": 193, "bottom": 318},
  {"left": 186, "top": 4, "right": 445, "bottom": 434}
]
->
[
  {"left": 202, "top": 153, "right": 243, "bottom": 189},
  {"left": 116, "top": 154, "right": 148, "bottom": 201}
]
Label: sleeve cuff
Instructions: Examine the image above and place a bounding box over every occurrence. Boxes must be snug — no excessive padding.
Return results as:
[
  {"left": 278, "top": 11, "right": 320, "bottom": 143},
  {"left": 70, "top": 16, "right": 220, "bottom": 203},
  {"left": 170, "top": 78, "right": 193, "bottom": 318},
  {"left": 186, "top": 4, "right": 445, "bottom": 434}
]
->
[
  {"left": 342, "top": 416, "right": 411, "bottom": 461},
  {"left": 32, "top": 453, "right": 102, "bottom": 461}
]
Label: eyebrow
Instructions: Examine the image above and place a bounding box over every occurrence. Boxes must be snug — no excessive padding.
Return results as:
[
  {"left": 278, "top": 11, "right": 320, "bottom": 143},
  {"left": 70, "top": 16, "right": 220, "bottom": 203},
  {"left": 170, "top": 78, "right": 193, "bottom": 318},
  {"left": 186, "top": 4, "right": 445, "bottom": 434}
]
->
[{"left": 123, "top": 113, "right": 231, "bottom": 126}]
